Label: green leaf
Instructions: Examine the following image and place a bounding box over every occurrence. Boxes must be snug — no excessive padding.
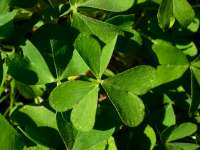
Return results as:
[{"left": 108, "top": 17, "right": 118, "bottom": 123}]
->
[
  {"left": 0, "top": 11, "right": 17, "bottom": 26},
  {"left": 161, "top": 122, "right": 197, "bottom": 142},
  {"left": 165, "top": 142, "right": 200, "bottom": 150},
  {"left": 103, "top": 65, "right": 156, "bottom": 95},
  {"left": 0, "top": 114, "right": 25, "bottom": 150},
  {"left": 152, "top": 40, "right": 188, "bottom": 65},
  {"left": 8, "top": 40, "right": 55, "bottom": 84},
  {"left": 74, "top": 34, "right": 101, "bottom": 77},
  {"left": 71, "top": 85, "right": 99, "bottom": 131},
  {"left": 173, "top": 0, "right": 195, "bottom": 27},
  {"left": 155, "top": 65, "right": 188, "bottom": 87},
  {"left": 11, "top": 105, "right": 64, "bottom": 149},
  {"left": 176, "top": 42, "right": 198, "bottom": 57},
  {"left": 23, "top": 145, "right": 49, "bottom": 150},
  {"left": 16, "top": 81, "right": 46, "bottom": 99},
  {"left": 30, "top": 24, "right": 78, "bottom": 81},
  {"left": 0, "top": 0, "right": 9, "bottom": 13},
  {"left": 100, "top": 35, "right": 118, "bottom": 76},
  {"left": 72, "top": 13, "right": 121, "bottom": 43},
  {"left": 191, "top": 57, "right": 200, "bottom": 86},
  {"left": 74, "top": 33, "right": 118, "bottom": 78},
  {"left": 49, "top": 80, "right": 98, "bottom": 112},
  {"left": 60, "top": 50, "right": 89, "bottom": 78},
  {"left": 70, "top": 0, "right": 134, "bottom": 12},
  {"left": 0, "top": 10, "right": 16, "bottom": 39},
  {"left": 56, "top": 112, "right": 115, "bottom": 150},
  {"left": 162, "top": 95, "right": 176, "bottom": 127},
  {"left": 73, "top": 129, "right": 114, "bottom": 150},
  {"left": 157, "top": 0, "right": 175, "bottom": 30},
  {"left": 102, "top": 83, "right": 145, "bottom": 127},
  {"left": 57, "top": 112, "right": 77, "bottom": 149},
  {"left": 144, "top": 125, "right": 157, "bottom": 150}
]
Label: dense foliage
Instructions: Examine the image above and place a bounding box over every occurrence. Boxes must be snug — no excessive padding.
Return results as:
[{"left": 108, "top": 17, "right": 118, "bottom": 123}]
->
[{"left": 1, "top": 0, "right": 200, "bottom": 149}]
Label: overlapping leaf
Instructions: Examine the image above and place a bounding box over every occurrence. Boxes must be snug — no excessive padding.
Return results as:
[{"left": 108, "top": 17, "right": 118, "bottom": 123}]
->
[
  {"left": 72, "top": 12, "right": 121, "bottom": 43},
  {"left": 102, "top": 66, "right": 156, "bottom": 127},
  {"left": 158, "top": 0, "right": 195, "bottom": 29},
  {"left": 0, "top": 114, "right": 25, "bottom": 150},
  {"left": 49, "top": 80, "right": 99, "bottom": 131},
  {"left": 56, "top": 112, "right": 115, "bottom": 150},
  {"left": 152, "top": 40, "right": 189, "bottom": 86},
  {"left": 74, "top": 33, "right": 117, "bottom": 78},
  {"left": 11, "top": 105, "right": 64, "bottom": 149}
]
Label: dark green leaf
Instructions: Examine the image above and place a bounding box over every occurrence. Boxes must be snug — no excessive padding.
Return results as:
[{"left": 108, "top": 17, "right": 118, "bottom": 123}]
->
[
  {"left": 11, "top": 105, "right": 64, "bottom": 149},
  {"left": 74, "top": 34, "right": 101, "bottom": 77},
  {"left": 8, "top": 40, "right": 55, "bottom": 84},
  {"left": 0, "top": 114, "right": 25, "bottom": 150}
]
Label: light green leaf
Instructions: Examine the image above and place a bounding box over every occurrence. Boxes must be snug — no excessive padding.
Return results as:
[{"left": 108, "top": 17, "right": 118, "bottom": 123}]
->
[
  {"left": 74, "top": 34, "right": 101, "bottom": 77},
  {"left": 187, "top": 18, "right": 200, "bottom": 33},
  {"left": 103, "top": 65, "right": 156, "bottom": 95},
  {"left": 8, "top": 40, "right": 55, "bottom": 85},
  {"left": 191, "top": 57, "right": 200, "bottom": 86},
  {"left": 176, "top": 42, "right": 198, "bottom": 57},
  {"left": 70, "top": 0, "right": 134, "bottom": 12},
  {"left": 0, "top": 114, "right": 25, "bottom": 150},
  {"left": 155, "top": 65, "right": 188, "bottom": 87},
  {"left": 162, "top": 95, "right": 176, "bottom": 127},
  {"left": 60, "top": 50, "right": 89, "bottom": 78},
  {"left": 0, "top": 0, "right": 9, "bottom": 13},
  {"left": 72, "top": 13, "right": 121, "bottom": 43},
  {"left": 165, "top": 142, "right": 200, "bottom": 150},
  {"left": 161, "top": 122, "right": 197, "bottom": 142},
  {"left": 144, "top": 125, "right": 157, "bottom": 150},
  {"left": 49, "top": 80, "right": 97, "bottom": 112},
  {"left": 173, "top": 0, "right": 195, "bottom": 27},
  {"left": 152, "top": 40, "right": 188, "bottom": 65},
  {"left": 157, "top": 0, "right": 175, "bottom": 30},
  {"left": 11, "top": 105, "right": 64, "bottom": 149},
  {"left": 71, "top": 86, "right": 99, "bottom": 131},
  {"left": 23, "top": 145, "right": 49, "bottom": 150},
  {"left": 0, "top": 11, "right": 17, "bottom": 26},
  {"left": 73, "top": 129, "right": 114, "bottom": 150},
  {"left": 100, "top": 35, "right": 118, "bottom": 76}
]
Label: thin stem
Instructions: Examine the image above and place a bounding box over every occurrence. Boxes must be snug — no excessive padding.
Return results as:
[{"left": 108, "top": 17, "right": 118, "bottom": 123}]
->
[{"left": 50, "top": 40, "right": 59, "bottom": 84}]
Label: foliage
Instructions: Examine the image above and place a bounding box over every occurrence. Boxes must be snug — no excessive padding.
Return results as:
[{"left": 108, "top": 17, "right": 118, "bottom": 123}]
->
[{"left": 0, "top": 0, "right": 200, "bottom": 149}]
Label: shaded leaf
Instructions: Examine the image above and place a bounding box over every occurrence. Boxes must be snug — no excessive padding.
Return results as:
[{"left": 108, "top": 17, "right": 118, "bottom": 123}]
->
[
  {"left": 161, "top": 122, "right": 197, "bottom": 142},
  {"left": 11, "top": 105, "right": 64, "bottom": 149},
  {"left": 74, "top": 34, "right": 101, "bottom": 77},
  {"left": 8, "top": 40, "right": 55, "bottom": 84},
  {"left": 157, "top": 0, "right": 175, "bottom": 30},
  {"left": 0, "top": 114, "right": 25, "bottom": 150}
]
